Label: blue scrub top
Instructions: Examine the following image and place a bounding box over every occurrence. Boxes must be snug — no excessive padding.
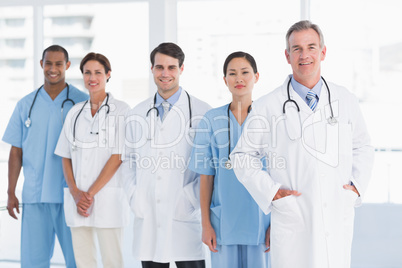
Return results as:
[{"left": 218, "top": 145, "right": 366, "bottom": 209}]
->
[
  {"left": 189, "top": 104, "right": 270, "bottom": 246},
  {"left": 2, "top": 84, "right": 88, "bottom": 203}
]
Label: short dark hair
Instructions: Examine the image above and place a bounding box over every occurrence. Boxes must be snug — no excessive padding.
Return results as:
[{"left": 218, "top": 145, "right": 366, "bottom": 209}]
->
[
  {"left": 223, "top": 51, "right": 258, "bottom": 76},
  {"left": 150, "top": 42, "right": 185, "bottom": 67},
  {"left": 42, "top": 45, "right": 69, "bottom": 63},
  {"left": 80, "top": 52, "right": 112, "bottom": 82}
]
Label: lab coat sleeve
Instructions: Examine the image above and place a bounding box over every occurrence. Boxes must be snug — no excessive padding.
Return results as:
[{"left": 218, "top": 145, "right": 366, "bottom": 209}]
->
[
  {"left": 120, "top": 110, "right": 138, "bottom": 209},
  {"left": 230, "top": 108, "right": 281, "bottom": 215},
  {"left": 183, "top": 175, "right": 201, "bottom": 210},
  {"left": 54, "top": 108, "right": 74, "bottom": 159},
  {"left": 188, "top": 114, "right": 216, "bottom": 176},
  {"left": 183, "top": 99, "right": 212, "bottom": 210},
  {"left": 112, "top": 105, "right": 130, "bottom": 155},
  {"left": 349, "top": 95, "right": 374, "bottom": 206}
]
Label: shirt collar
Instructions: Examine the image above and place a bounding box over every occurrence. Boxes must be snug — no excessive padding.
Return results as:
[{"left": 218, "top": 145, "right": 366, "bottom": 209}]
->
[
  {"left": 155, "top": 87, "right": 182, "bottom": 107},
  {"left": 290, "top": 75, "right": 322, "bottom": 100}
]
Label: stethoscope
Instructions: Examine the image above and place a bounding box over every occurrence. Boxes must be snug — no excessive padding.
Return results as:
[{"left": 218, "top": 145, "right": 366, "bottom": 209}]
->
[
  {"left": 145, "top": 91, "right": 192, "bottom": 140},
  {"left": 71, "top": 93, "right": 110, "bottom": 151},
  {"left": 283, "top": 76, "right": 337, "bottom": 140},
  {"left": 25, "top": 84, "right": 74, "bottom": 128},
  {"left": 146, "top": 90, "right": 192, "bottom": 127},
  {"left": 224, "top": 102, "right": 252, "bottom": 170}
]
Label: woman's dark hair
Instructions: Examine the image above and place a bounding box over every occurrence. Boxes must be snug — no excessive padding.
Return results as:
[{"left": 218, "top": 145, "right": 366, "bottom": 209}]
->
[
  {"left": 80, "top": 52, "right": 112, "bottom": 82},
  {"left": 223, "top": 51, "right": 258, "bottom": 76}
]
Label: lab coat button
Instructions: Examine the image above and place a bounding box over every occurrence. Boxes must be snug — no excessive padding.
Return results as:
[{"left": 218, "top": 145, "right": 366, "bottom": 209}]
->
[
  {"left": 157, "top": 176, "right": 162, "bottom": 180},
  {"left": 102, "top": 139, "right": 107, "bottom": 144},
  {"left": 325, "top": 232, "right": 330, "bottom": 237},
  {"left": 156, "top": 199, "right": 160, "bottom": 204},
  {"left": 159, "top": 151, "right": 163, "bottom": 156},
  {"left": 323, "top": 203, "right": 327, "bottom": 208}
]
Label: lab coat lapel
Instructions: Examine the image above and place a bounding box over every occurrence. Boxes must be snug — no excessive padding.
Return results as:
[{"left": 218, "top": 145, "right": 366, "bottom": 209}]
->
[
  {"left": 161, "top": 90, "right": 189, "bottom": 126},
  {"left": 280, "top": 77, "right": 313, "bottom": 116}
]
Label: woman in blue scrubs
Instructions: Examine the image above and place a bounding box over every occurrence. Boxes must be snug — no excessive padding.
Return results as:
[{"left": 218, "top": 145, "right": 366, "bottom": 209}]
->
[{"left": 189, "top": 51, "right": 271, "bottom": 267}]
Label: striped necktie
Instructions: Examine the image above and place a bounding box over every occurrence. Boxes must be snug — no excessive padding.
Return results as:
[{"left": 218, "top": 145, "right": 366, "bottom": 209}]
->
[
  {"left": 306, "top": 90, "right": 318, "bottom": 111},
  {"left": 161, "top": 101, "right": 170, "bottom": 121}
]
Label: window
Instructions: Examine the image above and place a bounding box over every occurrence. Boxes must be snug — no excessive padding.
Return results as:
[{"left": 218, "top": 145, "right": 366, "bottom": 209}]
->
[
  {"left": 178, "top": 0, "right": 300, "bottom": 107},
  {"left": 311, "top": 0, "right": 402, "bottom": 203},
  {"left": 5, "top": 18, "right": 25, "bottom": 27},
  {"left": 43, "top": 3, "right": 149, "bottom": 105}
]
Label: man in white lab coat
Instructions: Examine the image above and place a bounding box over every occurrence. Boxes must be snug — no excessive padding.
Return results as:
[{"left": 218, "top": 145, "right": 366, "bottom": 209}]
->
[
  {"left": 230, "top": 20, "right": 374, "bottom": 268},
  {"left": 124, "top": 43, "right": 210, "bottom": 268}
]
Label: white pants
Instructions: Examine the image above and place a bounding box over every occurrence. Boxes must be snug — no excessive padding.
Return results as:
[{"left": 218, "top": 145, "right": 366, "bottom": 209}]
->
[{"left": 71, "top": 226, "right": 124, "bottom": 268}]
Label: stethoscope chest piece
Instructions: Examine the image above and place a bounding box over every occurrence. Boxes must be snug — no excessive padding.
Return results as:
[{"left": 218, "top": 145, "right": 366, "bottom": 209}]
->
[
  {"left": 327, "top": 117, "right": 337, "bottom": 125},
  {"left": 25, "top": 118, "right": 31, "bottom": 128},
  {"left": 224, "top": 160, "right": 233, "bottom": 170}
]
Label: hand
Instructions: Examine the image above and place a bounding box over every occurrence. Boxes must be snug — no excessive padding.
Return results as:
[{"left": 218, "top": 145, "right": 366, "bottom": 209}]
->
[
  {"left": 83, "top": 192, "right": 95, "bottom": 216},
  {"left": 343, "top": 184, "right": 360, "bottom": 196},
  {"left": 7, "top": 194, "right": 20, "bottom": 220},
  {"left": 73, "top": 190, "right": 93, "bottom": 217},
  {"left": 202, "top": 224, "right": 218, "bottom": 253},
  {"left": 264, "top": 225, "right": 271, "bottom": 253},
  {"left": 273, "top": 189, "right": 301, "bottom": 201}
]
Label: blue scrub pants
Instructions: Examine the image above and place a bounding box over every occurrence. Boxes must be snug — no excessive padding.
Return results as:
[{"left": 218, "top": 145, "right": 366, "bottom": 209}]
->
[
  {"left": 21, "top": 203, "right": 76, "bottom": 268},
  {"left": 210, "top": 244, "right": 270, "bottom": 268}
]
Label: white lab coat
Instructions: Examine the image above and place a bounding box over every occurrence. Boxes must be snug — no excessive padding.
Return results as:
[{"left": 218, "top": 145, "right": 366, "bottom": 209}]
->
[
  {"left": 123, "top": 90, "right": 211, "bottom": 262},
  {"left": 55, "top": 93, "right": 130, "bottom": 228},
  {"left": 231, "top": 76, "right": 374, "bottom": 268}
]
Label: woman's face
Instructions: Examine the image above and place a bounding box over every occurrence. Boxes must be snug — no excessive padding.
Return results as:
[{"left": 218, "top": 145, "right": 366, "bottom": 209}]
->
[
  {"left": 82, "top": 60, "right": 110, "bottom": 94},
  {"left": 224, "top": 57, "right": 259, "bottom": 99}
]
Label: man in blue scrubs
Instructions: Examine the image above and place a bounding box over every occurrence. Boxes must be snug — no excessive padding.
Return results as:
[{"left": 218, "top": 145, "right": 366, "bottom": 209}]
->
[{"left": 3, "top": 45, "right": 88, "bottom": 267}]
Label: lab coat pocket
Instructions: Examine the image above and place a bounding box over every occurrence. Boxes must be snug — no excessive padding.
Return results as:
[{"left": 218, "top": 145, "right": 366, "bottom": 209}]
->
[
  {"left": 271, "top": 195, "right": 304, "bottom": 234},
  {"left": 338, "top": 123, "right": 353, "bottom": 175},
  {"left": 343, "top": 189, "right": 357, "bottom": 250},
  {"left": 132, "top": 187, "right": 146, "bottom": 219},
  {"left": 94, "top": 187, "right": 129, "bottom": 227},
  {"left": 100, "top": 125, "right": 116, "bottom": 151},
  {"left": 63, "top": 188, "right": 76, "bottom": 227},
  {"left": 343, "top": 189, "right": 357, "bottom": 226},
  {"left": 173, "top": 189, "right": 197, "bottom": 222}
]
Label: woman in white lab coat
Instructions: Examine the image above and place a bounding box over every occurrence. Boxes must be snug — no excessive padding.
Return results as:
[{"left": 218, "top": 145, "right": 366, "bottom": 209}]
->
[{"left": 55, "top": 52, "right": 130, "bottom": 268}]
